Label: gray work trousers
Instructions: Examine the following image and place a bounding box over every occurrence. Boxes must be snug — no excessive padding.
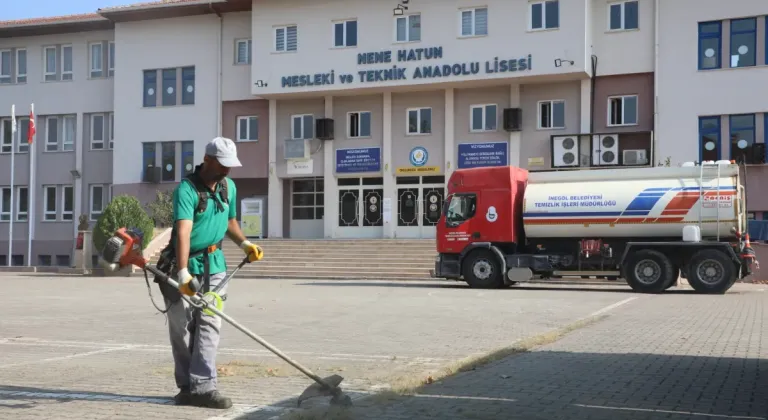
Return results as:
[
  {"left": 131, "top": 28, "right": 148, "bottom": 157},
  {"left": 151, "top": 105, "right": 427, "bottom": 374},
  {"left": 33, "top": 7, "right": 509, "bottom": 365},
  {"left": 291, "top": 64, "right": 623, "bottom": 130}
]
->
[{"left": 164, "top": 271, "right": 228, "bottom": 395}]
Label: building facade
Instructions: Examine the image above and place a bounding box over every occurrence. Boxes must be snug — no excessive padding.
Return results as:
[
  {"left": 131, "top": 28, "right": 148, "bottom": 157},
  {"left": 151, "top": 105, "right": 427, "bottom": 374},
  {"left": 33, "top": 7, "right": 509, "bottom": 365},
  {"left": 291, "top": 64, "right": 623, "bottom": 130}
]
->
[{"left": 0, "top": 0, "right": 765, "bottom": 264}]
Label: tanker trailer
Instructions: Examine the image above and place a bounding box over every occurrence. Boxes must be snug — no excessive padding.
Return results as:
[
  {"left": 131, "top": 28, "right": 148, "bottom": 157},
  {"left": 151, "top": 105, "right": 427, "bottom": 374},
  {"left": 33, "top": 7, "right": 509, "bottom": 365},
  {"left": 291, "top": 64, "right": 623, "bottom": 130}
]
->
[{"left": 433, "top": 161, "right": 756, "bottom": 294}]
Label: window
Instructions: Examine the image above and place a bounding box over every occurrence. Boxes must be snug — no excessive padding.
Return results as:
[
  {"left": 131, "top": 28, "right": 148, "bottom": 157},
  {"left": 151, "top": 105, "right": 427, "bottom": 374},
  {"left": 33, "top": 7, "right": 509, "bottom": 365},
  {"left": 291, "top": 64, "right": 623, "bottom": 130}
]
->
[
  {"left": 39, "top": 255, "right": 52, "bottom": 267},
  {"left": 445, "top": 194, "right": 477, "bottom": 228},
  {"left": 90, "top": 184, "right": 108, "bottom": 221},
  {"left": 44, "top": 46, "right": 56, "bottom": 81},
  {"left": 46, "top": 116, "right": 59, "bottom": 152},
  {"left": 334, "top": 20, "right": 358, "bottom": 47},
  {"left": 698, "top": 21, "right": 722, "bottom": 70},
  {"left": 395, "top": 14, "right": 421, "bottom": 42},
  {"left": 407, "top": 107, "right": 432, "bottom": 135},
  {"left": 162, "top": 68, "right": 177, "bottom": 106},
  {"left": 91, "top": 114, "right": 105, "bottom": 150},
  {"left": 237, "top": 116, "right": 259, "bottom": 141},
  {"left": 1, "top": 118, "right": 29, "bottom": 154},
  {"left": 16, "top": 186, "right": 28, "bottom": 221},
  {"left": 62, "top": 45, "right": 73, "bottom": 80},
  {"left": 44, "top": 45, "right": 72, "bottom": 81},
  {"left": 730, "top": 114, "right": 755, "bottom": 163},
  {"left": 143, "top": 70, "right": 157, "bottom": 107},
  {"left": 17, "top": 49, "right": 27, "bottom": 83},
  {"left": 608, "top": 95, "right": 638, "bottom": 126},
  {"left": 470, "top": 104, "right": 497, "bottom": 132},
  {"left": 90, "top": 42, "right": 103, "bottom": 78},
  {"left": 44, "top": 186, "right": 57, "bottom": 221},
  {"left": 538, "top": 100, "right": 565, "bottom": 129},
  {"left": 62, "top": 186, "right": 73, "bottom": 221},
  {"left": 348, "top": 111, "right": 371, "bottom": 138},
  {"left": 730, "top": 18, "right": 756, "bottom": 68},
  {"left": 291, "top": 114, "right": 314, "bottom": 139},
  {"left": 1, "top": 119, "right": 12, "bottom": 153},
  {"left": 235, "top": 39, "right": 252, "bottom": 64},
  {"left": 63, "top": 115, "right": 75, "bottom": 151},
  {"left": 699, "top": 116, "right": 720, "bottom": 162},
  {"left": 181, "top": 67, "right": 195, "bottom": 105},
  {"left": 275, "top": 25, "right": 298, "bottom": 52},
  {"left": 291, "top": 178, "right": 324, "bottom": 221},
  {"left": 142, "top": 142, "right": 157, "bottom": 182},
  {"left": 181, "top": 141, "right": 194, "bottom": 177},
  {"left": 530, "top": 1, "right": 559, "bottom": 30},
  {"left": 608, "top": 1, "right": 638, "bottom": 31},
  {"left": 108, "top": 112, "right": 114, "bottom": 149},
  {"left": 56, "top": 254, "right": 70, "bottom": 267},
  {"left": 108, "top": 42, "right": 115, "bottom": 76},
  {"left": 460, "top": 7, "right": 487, "bottom": 37},
  {"left": 0, "top": 49, "right": 10, "bottom": 84},
  {"left": 0, "top": 187, "right": 10, "bottom": 221},
  {"left": 161, "top": 142, "right": 176, "bottom": 182},
  {"left": 16, "top": 118, "right": 29, "bottom": 153}
]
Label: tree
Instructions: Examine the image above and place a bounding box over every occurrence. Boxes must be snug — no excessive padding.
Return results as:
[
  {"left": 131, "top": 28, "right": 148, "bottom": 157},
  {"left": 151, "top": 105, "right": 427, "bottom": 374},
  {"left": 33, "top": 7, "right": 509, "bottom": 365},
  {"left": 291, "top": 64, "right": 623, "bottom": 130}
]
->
[
  {"left": 92, "top": 195, "right": 155, "bottom": 253},
  {"left": 147, "top": 190, "right": 174, "bottom": 228}
]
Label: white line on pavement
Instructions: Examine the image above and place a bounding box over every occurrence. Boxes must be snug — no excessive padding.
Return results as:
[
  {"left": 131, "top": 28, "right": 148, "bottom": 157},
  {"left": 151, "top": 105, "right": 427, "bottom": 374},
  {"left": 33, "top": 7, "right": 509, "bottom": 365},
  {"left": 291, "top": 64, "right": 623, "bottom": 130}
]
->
[
  {"left": 0, "top": 345, "right": 136, "bottom": 369},
  {"left": 574, "top": 404, "right": 766, "bottom": 419},
  {"left": 0, "top": 389, "right": 173, "bottom": 404},
  {"left": 588, "top": 296, "right": 639, "bottom": 318}
]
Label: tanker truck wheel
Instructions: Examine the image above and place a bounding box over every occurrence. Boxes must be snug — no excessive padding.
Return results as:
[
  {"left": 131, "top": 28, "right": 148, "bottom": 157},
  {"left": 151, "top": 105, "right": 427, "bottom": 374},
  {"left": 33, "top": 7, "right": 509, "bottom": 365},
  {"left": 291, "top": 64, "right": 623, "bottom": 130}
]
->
[
  {"left": 462, "top": 249, "right": 504, "bottom": 289},
  {"left": 686, "top": 249, "right": 737, "bottom": 294},
  {"left": 624, "top": 249, "right": 676, "bottom": 294}
]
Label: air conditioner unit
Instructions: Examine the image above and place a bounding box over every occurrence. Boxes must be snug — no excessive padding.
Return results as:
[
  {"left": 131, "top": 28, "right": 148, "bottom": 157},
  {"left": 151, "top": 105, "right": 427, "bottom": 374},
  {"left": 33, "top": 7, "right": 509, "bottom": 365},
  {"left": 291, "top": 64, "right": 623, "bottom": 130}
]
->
[
  {"left": 592, "top": 134, "right": 619, "bottom": 166},
  {"left": 552, "top": 136, "right": 580, "bottom": 167},
  {"left": 283, "top": 138, "right": 309, "bottom": 160},
  {"left": 623, "top": 149, "right": 648, "bottom": 166}
]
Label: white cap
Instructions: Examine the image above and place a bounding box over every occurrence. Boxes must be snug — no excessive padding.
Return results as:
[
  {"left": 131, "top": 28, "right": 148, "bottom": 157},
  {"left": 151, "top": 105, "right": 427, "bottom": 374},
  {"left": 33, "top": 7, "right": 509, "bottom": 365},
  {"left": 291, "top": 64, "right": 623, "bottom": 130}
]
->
[{"left": 205, "top": 136, "right": 242, "bottom": 168}]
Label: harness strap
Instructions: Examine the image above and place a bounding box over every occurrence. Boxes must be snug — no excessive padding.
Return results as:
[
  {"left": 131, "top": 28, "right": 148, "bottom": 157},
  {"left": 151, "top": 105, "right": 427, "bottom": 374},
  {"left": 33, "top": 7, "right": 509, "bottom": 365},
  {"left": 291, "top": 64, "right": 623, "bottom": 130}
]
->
[{"left": 189, "top": 240, "right": 223, "bottom": 294}]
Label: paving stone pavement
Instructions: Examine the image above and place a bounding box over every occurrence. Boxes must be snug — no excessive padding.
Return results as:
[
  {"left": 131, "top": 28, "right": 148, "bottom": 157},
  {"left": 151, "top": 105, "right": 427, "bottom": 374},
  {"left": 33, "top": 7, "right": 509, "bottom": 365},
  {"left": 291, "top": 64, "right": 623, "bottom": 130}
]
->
[
  {"left": 245, "top": 283, "right": 768, "bottom": 420},
  {"left": 0, "top": 274, "right": 637, "bottom": 419}
]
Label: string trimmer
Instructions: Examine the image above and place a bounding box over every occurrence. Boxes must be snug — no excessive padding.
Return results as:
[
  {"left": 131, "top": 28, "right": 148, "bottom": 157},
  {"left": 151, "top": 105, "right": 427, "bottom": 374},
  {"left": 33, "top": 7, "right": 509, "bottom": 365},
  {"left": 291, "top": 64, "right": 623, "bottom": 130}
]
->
[{"left": 99, "top": 227, "right": 353, "bottom": 408}]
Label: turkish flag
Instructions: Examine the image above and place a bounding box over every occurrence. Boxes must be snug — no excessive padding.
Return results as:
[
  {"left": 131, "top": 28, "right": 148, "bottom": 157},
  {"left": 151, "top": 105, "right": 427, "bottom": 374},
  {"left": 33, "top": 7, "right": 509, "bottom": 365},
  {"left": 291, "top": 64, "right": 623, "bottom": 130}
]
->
[{"left": 28, "top": 109, "right": 35, "bottom": 144}]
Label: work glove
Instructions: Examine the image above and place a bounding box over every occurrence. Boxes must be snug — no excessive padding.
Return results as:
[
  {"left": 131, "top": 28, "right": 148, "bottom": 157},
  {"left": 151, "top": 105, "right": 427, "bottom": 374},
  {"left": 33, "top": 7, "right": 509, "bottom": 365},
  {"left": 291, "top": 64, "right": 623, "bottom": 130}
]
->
[
  {"left": 177, "top": 267, "right": 200, "bottom": 296},
  {"left": 240, "top": 240, "right": 264, "bottom": 263}
]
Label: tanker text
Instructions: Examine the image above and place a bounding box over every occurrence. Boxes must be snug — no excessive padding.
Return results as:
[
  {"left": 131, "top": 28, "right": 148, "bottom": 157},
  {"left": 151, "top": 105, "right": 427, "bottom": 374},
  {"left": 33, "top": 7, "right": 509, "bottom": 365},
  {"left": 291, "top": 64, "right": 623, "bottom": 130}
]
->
[{"left": 536, "top": 194, "right": 617, "bottom": 208}]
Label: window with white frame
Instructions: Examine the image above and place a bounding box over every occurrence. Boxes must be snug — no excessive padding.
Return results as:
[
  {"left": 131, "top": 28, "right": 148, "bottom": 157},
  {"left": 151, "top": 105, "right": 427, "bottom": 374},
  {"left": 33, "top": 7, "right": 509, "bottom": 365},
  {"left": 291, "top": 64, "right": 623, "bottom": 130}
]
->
[
  {"left": 90, "top": 184, "right": 110, "bottom": 221},
  {"left": 108, "top": 42, "right": 115, "bottom": 76},
  {"left": 108, "top": 112, "right": 114, "bottom": 149},
  {"left": 348, "top": 111, "right": 371, "bottom": 138},
  {"left": 395, "top": 14, "right": 421, "bottom": 42},
  {"left": 470, "top": 104, "right": 498, "bottom": 132},
  {"left": 16, "top": 48, "right": 27, "bottom": 83},
  {"left": 44, "top": 45, "right": 73, "bottom": 82},
  {"left": 460, "top": 7, "right": 488, "bottom": 37},
  {"left": 91, "top": 114, "right": 106, "bottom": 150},
  {"left": 0, "top": 118, "right": 12, "bottom": 153},
  {"left": 608, "top": 95, "right": 638, "bottom": 126},
  {"left": 275, "top": 25, "right": 298, "bottom": 52},
  {"left": 291, "top": 114, "right": 314, "bottom": 139},
  {"left": 16, "top": 186, "right": 28, "bottom": 221},
  {"left": 333, "top": 19, "right": 358, "bottom": 47},
  {"left": 235, "top": 39, "right": 252, "bottom": 64},
  {"left": 90, "top": 42, "right": 103, "bottom": 78},
  {"left": 43, "top": 185, "right": 58, "bottom": 221},
  {"left": 0, "top": 49, "right": 11, "bottom": 84},
  {"left": 608, "top": 1, "right": 638, "bottom": 31},
  {"left": 63, "top": 115, "right": 75, "bottom": 151},
  {"left": 237, "top": 116, "right": 258, "bottom": 141},
  {"left": 44, "top": 46, "right": 56, "bottom": 81},
  {"left": 0, "top": 187, "right": 10, "bottom": 221},
  {"left": 529, "top": 0, "right": 559, "bottom": 30},
  {"left": 407, "top": 107, "right": 432, "bottom": 135},
  {"left": 46, "top": 116, "right": 59, "bottom": 152},
  {"left": 62, "top": 185, "right": 73, "bottom": 221},
  {"left": 15, "top": 117, "right": 29, "bottom": 153},
  {"left": 538, "top": 100, "right": 565, "bottom": 129}
]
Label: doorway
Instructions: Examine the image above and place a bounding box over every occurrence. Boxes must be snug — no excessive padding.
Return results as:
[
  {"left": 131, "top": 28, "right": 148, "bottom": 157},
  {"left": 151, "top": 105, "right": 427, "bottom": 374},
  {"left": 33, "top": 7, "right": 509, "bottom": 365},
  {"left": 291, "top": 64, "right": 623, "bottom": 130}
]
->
[{"left": 395, "top": 175, "right": 445, "bottom": 239}]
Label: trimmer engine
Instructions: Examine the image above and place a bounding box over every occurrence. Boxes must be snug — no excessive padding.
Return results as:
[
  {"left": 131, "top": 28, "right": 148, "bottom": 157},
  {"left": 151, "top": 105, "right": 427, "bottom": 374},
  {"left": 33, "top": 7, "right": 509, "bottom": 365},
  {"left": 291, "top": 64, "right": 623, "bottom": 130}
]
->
[{"left": 99, "top": 227, "right": 147, "bottom": 271}]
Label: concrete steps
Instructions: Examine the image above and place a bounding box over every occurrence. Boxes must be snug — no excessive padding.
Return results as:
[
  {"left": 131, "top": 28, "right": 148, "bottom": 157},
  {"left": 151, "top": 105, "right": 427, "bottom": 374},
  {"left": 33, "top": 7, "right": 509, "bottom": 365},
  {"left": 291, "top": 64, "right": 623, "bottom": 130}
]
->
[{"left": 149, "top": 239, "right": 437, "bottom": 281}]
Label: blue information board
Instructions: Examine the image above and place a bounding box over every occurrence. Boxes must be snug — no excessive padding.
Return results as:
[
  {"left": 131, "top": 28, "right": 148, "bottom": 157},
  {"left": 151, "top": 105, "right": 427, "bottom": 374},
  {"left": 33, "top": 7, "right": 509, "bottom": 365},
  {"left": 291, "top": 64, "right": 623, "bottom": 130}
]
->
[
  {"left": 457, "top": 142, "right": 508, "bottom": 169},
  {"left": 336, "top": 147, "right": 381, "bottom": 173}
]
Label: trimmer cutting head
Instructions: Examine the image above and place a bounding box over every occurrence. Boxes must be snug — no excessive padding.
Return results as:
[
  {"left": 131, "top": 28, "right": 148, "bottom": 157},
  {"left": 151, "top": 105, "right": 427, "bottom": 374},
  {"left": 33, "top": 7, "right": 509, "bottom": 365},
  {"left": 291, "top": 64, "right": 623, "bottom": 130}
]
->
[{"left": 297, "top": 374, "right": 352, "bottom": 407}]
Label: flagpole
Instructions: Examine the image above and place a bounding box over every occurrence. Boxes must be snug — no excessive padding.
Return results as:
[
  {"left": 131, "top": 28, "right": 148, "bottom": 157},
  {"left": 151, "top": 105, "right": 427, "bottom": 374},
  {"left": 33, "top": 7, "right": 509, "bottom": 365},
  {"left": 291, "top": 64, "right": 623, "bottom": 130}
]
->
[
  {"left": 8, "top": 105, "right": 15, "bottom": 267},
  {"left": 27, "top": 103, "right": 35, "bottom": 267}
]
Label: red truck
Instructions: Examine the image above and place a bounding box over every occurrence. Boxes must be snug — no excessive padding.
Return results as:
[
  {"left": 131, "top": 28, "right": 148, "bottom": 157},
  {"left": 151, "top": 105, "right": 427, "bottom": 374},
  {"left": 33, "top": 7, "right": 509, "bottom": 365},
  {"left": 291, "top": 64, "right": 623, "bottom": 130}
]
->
[{"left": 431, "top": 163, "right": 756, "bottom": 294}]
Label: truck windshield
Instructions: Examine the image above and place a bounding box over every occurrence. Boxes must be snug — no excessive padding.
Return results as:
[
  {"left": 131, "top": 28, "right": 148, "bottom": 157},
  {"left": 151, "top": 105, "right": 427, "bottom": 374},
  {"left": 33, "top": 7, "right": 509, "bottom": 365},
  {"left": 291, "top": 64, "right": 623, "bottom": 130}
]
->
[{"left": 445, "top": 194, "right": 476, "bottom": 227}]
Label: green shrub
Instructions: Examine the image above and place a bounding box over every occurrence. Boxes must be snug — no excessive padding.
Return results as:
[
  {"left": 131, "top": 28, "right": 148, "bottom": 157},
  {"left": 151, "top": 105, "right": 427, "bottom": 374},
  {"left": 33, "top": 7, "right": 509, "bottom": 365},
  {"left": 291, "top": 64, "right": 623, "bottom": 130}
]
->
[
  {"left": 92, "top": 195, "right": 155, "bottom": 253},
  {"left": 147, "top": 190, "right": 174, "bottom": 228}
]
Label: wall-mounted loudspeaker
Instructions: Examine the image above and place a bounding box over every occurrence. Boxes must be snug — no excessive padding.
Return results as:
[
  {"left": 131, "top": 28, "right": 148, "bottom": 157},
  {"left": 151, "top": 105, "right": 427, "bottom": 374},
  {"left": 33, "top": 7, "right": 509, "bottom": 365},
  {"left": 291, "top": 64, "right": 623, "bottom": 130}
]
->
[
  {"left": 316, "top": 118, "right": 335, "bottom": 140},
  {"left": 503, "top": 108, "right": 522, "bottom": 132}
]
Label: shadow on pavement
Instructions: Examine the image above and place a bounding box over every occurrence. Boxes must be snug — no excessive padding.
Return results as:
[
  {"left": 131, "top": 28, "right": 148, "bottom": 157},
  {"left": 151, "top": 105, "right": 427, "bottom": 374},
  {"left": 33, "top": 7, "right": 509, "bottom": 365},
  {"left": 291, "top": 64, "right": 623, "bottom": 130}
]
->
[
  {"left": 231, "top": 350, "right": 768, "bottom": 420},
  {"left": 0, "top": 385, "right": 173, "bottom": 408}
]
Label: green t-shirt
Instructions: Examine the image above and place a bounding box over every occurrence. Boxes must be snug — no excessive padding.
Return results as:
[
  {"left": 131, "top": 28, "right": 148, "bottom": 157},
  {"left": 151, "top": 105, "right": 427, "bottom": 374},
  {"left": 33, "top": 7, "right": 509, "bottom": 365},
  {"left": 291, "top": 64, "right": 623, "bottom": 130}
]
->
[{"left": 172, "top": 177, "right": 237, "bottom": 276}]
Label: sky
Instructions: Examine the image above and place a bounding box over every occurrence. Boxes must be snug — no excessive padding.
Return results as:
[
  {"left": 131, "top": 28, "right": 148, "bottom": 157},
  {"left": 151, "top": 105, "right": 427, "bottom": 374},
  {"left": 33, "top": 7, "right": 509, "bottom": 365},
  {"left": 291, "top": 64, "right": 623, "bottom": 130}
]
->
[{"left": 1, "top": 0, "right": 136, "bottom": 20}]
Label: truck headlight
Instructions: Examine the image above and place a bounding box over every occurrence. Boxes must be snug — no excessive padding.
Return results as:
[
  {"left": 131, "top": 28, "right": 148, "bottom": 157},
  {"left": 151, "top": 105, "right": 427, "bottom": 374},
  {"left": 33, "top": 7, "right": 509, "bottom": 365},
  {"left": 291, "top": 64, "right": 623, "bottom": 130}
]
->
[{"left": 434, "top": 254, "right": 440, "bottom": 263}]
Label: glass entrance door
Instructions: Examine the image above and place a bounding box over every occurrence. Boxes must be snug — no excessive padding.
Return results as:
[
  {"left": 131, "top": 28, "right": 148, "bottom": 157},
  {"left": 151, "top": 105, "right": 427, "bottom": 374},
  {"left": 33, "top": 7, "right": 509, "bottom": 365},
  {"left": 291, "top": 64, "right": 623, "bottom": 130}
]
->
[
  {"left": 337, "top": 177, "right": 384, "bottom": 238},
  {"left": 395, "top": 175, "right": 445, "bottom": 239}
]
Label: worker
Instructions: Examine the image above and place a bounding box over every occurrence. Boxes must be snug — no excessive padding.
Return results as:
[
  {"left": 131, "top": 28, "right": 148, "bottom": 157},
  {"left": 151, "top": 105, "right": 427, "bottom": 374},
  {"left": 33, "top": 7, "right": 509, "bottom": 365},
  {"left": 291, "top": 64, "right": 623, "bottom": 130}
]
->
[{"left": 157, "top": 136, "right": 263, "bottom": 409}]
